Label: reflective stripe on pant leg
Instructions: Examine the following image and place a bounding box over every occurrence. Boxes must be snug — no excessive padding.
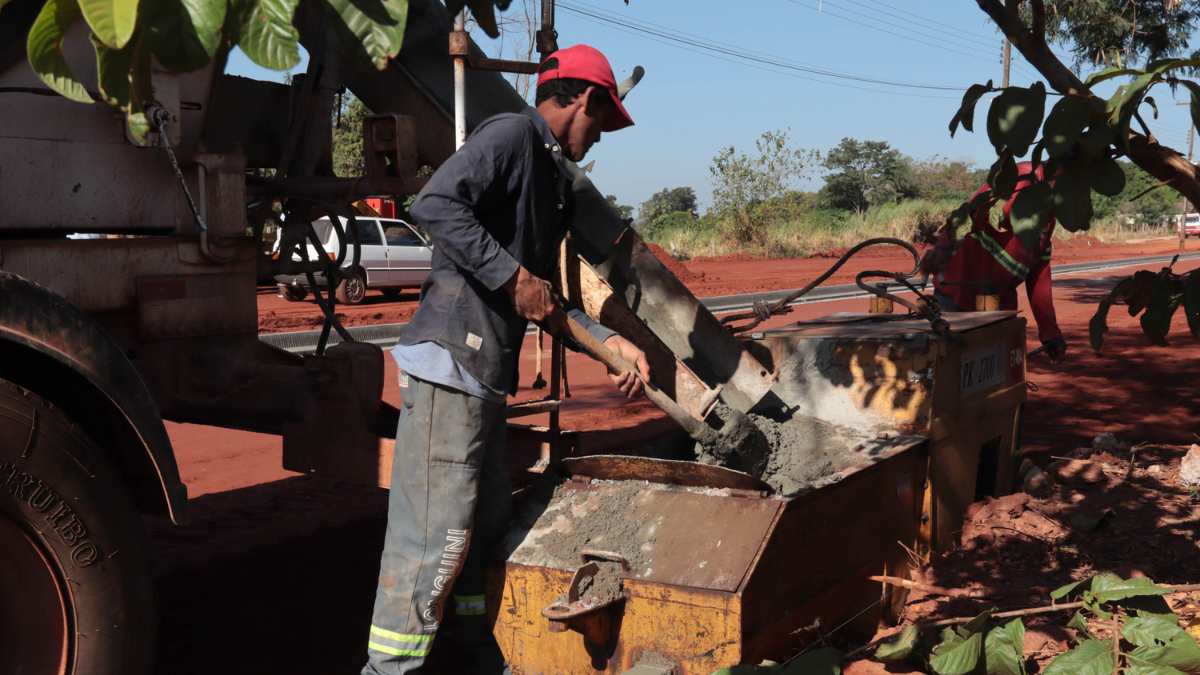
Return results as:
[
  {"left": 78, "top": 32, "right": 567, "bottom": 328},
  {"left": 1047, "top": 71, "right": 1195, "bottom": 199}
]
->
[
  {"left": 367, "top": 626, "right": 434, "bottom": 657},
  {"left": 363, "top": 377, "right": 491, "bottom": 675},
  {"left": 453, "top": 594, "right": 487, "bottom": 616}
]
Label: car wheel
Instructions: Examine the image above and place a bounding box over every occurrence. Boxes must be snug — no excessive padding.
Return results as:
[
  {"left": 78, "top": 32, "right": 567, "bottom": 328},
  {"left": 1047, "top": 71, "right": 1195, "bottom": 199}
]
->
[
  {"left": 0, "top": 378, "right": 157, "bottom": 675},
  {"left": 336, "top": 269, "right": 367, "bottom": 305}
]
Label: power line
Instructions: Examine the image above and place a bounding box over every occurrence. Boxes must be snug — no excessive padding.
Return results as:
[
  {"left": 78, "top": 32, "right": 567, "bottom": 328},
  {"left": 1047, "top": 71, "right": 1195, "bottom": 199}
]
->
[
  {"left": 848, "top": 0, "right": 1000, "bottom": 43},
  {"left": 827, "top": 0, "right": 1041, "bottom": 80},
  {"left": 559, "top": 1, "right": 964, "bottom": 93},
  {"left": 783, "top": 0, "right": 997, "bottom": 64},
  {"left": 563, "top": 9, "right": 957, "bottom": 100}
]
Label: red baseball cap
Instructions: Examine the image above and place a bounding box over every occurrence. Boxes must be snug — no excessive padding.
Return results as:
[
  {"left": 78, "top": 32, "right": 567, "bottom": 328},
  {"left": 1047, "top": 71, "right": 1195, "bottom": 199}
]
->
[{"left": 537, "top": 44, "right": 635, "bottom": 132}]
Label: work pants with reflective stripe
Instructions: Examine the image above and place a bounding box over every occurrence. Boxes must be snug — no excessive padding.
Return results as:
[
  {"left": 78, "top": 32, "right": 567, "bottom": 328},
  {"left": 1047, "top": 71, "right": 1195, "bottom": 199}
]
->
[{"left": 362, "top": 374, "right": 512, "bottom": 675}]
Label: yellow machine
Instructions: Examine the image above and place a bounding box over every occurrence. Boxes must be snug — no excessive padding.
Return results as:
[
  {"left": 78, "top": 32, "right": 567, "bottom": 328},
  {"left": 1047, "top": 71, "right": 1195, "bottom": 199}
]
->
[{"left": 486, "top": 310, "right": 1028, "bottom": 674}]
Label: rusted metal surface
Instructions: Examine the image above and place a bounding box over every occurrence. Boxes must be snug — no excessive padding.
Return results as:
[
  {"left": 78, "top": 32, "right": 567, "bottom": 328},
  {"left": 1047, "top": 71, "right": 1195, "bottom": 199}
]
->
[
  {"left": 562, "top": 455, "right": 769, "bottom": 492},
  {"left": 0, "top": 271, "right": 187, "bottom": 523},
  {"left": 0, "top": 514, "right": 69, "bottom": 675},
  {"left": 507, "top": 480, "right": 782, "bottom": 591},
  {"left": 494, "top": 438, "right": 929, "bottom": 672},
  {"left": 0, "top": 238, "right": 255, "bottom": 315},
  {"left": 739, "top": 438, "right": 928, "bottom": 660},
  {"left": 363, "top": 114, "right": 418, "bottom": 179}
]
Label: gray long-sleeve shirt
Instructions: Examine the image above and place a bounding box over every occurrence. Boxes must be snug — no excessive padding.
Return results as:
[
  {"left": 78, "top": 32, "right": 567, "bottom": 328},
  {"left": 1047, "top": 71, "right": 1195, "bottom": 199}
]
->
[{"left": 397, "top": 108, "right": 612, "bottom": 397}]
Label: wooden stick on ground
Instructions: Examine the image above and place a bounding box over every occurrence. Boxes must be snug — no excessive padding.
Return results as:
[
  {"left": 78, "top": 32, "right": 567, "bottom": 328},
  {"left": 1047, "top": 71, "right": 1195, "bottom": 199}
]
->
[{"left": 869, "top": 575, "right": 992, "bottom": 599}]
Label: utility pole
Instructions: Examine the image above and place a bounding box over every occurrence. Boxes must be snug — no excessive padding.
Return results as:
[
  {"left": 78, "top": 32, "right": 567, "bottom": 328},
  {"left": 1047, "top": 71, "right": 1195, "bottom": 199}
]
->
[
  {"left": 1176, "top": 101, "right": 1195, "bottom": 251},
  {"left": 1002, "top": 39, "right": 1011, "bottom": 87}
]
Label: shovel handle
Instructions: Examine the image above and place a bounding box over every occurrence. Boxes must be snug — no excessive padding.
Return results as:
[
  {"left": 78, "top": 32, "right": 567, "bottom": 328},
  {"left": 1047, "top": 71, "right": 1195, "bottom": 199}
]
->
[{"left": 562, "top": 317, "right": 712, "bottom": 441}]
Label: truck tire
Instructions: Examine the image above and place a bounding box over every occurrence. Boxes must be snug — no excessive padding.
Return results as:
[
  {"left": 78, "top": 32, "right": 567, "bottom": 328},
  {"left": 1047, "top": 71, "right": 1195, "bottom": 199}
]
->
[
  {"left": 0, "top": 378, "right": 156, "bottom": 675},
  {"left": 336, "top": 268, "right": 367, "bottom": 305}
]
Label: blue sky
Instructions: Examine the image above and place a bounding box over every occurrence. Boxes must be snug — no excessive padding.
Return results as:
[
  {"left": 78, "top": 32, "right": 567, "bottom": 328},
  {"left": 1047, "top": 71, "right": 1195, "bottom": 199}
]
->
[{"left": 225, "top": 0, "right": 1199, "bottom": 212}]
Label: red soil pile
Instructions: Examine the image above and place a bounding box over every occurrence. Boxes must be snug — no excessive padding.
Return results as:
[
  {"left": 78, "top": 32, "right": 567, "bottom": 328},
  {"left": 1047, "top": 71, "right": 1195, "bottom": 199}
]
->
[{"left": 644, "top": 241, "right": 699, "bottom": 282}]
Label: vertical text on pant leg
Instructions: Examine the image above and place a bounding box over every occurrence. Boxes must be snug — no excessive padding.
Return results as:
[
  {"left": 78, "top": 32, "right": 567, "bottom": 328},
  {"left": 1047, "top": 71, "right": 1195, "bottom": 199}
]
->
[{"left": 422, "top": 528, "right": 471, "bottom": 626}]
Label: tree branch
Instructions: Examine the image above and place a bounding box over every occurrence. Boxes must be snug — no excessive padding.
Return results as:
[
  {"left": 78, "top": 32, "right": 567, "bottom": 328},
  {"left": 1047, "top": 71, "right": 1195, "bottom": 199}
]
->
[{"left": 974, "top": 0, "right": 1200, "bottom": 210}]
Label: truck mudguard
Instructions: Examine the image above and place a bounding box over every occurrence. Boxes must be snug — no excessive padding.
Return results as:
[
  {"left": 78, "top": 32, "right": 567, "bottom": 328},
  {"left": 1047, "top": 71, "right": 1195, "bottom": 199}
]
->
[{"left": 0, "top": 272, "right": 187, "bottom": 523}]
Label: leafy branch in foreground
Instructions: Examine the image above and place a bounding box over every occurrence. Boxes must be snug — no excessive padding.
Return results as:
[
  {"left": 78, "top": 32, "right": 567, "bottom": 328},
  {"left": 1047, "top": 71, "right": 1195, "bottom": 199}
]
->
[
  {"left": 872, "top": 573, "right": 1200, "bottom": 674},
  {"left": 21, "top": 0, "right": 511, "bottom": 141},
  {"left": 1090, "top": 256, "right": 1200, "bottom": 349}
]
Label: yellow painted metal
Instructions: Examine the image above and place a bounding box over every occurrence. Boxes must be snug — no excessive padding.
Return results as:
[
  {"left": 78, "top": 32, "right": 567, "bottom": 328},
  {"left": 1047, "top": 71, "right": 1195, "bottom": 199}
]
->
[{"left": 491, "top": 565, "right": 742, "bottom": 674}]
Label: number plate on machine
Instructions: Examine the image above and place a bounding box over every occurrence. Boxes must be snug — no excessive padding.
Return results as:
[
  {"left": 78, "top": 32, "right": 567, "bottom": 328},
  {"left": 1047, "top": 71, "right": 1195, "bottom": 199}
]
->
[{"left": 960, "top": 344, "right": 1006, "bottom": 395}]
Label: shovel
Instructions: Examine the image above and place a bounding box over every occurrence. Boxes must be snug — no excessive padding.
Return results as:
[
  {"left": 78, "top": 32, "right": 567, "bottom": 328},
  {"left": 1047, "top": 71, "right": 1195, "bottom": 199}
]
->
[{"left": 562, "top": 316, "right": 769, "bottom": 468}]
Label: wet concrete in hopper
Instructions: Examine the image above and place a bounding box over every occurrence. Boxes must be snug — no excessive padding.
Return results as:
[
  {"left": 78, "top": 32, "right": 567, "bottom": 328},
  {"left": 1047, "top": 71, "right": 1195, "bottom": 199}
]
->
[
  {"left": 576, "top": 560, "right": 624, "bottom": 606},
  {"left": 506, "top": 479, "right": 659, "bottom": 577},
  {"left": 695, "top": 402, "right": 870, "bottom": 496}
]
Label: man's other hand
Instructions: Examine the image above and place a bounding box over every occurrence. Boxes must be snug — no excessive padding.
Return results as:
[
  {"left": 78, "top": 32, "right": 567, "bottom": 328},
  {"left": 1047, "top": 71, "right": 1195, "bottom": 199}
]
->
[
  {"left": 504, "top": 266, "right": 565, "bottom": 333},
  {"left": 604, "top": 335, "right": 650, "bottom": 399},
  {"left": 1042, "top": 336, "right": 1067, "bottom": 362}
]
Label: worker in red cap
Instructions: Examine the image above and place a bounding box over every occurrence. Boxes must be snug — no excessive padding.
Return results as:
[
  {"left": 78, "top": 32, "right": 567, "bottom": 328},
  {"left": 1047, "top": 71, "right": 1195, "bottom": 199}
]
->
[
  {"left": 924, "top": 162, "right": 1066, "bottom": 361},
  {"left": 362, "top": 43, "right": 646, "bottom": 674}
]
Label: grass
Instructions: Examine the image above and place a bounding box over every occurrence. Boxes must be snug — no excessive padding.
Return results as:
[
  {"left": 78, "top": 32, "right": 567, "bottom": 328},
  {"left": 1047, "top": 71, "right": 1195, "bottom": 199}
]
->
[{"left": 647, "top": 199, "right": 1179, "bottom": 260}]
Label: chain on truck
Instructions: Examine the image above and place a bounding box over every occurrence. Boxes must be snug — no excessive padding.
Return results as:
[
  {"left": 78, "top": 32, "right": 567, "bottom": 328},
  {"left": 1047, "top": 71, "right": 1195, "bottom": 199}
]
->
[{"left": 0, "top": 0, "right": 1031, "bottom": 673}]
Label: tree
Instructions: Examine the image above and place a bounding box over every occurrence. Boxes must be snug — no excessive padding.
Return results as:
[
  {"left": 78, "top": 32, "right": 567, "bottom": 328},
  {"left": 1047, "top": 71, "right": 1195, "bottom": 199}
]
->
[
  {"left": 709, "top": 130, "right": 817, "bottom": 243},
  {"left": 1037, "top": 0, "right": 1200, "bottom": 68},
  {"left": 958, "top": 1, "right": 1200, "bottom": 350},
  {"left": 333, "top": 95, "right": 370, "bottom": 178},
  {"left": 605, "top": 194, "right": 635, "bottom": 221},
  {"left": 819, "top": 138, "right": 917, "bottom": 213},
  {"left": 1092, "top": 160, "right": 1178, "bottom": 227},
  {"left": 638, "top": 187, "right": 696, "bottom": 226},
  {"left": 910, "top": 158, "right": 984, "bottom": 202}
]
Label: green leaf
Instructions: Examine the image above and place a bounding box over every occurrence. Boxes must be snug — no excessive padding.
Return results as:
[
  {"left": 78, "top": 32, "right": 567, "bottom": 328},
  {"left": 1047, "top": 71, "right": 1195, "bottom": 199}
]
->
[
  {"left": 1107, "top": 72, "right": 1157, "bottom": 149},
  {"left": 960, "top": 609, "right": 996, "bottom": 638},
  {"left": 1125, "top": 614, "right": 1187, "bottom": 649},
  {"left": 930, "top": 630, "right": 983, "bottom": 675},
  {"left": 1183, "top": 272, "right": 1200, "bottom": 338},
  {"left": 1125, "top": 657, "right": 1187, "bottom": 675},
  {"left": 1030, "top": 139, "right": 1046, "bottom": 172},
  {"left": 26, "top": 0, "right": 94, "bottom": 103},
  {"left": 1145, "top": 95, "right": 1160, "bottom": 119},
  {"left": 233, "top": 0, "right": 300, "bottom": 70},
  {"left": 989, "top": 152, "right": 1019, "bottom": 199},
  {"left": 1078, "top": 124, "right": 1115, "bottom": 161},
  {"left": 91, "top": 33, "right": 134, "bottom": 107},
  {"left": 1085, "top": 66, "right": 1141, "bottom": 87},
  {"left": 987, "top": 83, "right": 1047, "bottom": 157},
  {"left": 1091, "top": 573, "right": 1171, "bottom": 603},
  {"left": 324, "top": 0, "right": 409, "bottom": 70},
  {"left": 1089, "top": 157, "right": 1126, "bottom": 197},
  {"left": 1128, "top": 270, "right": 1161, "bottom": 316},
  {"left": 875, "top": 624, "right": 920, "bottom": 664},
  {"left": 1051, "top": 579, "right": 1088, "bottom": 601},
  {"left": 1130, "top": 635, "right": 1200, "bottom": 672},
  {"left": 1010, "top": 181, "right": 1052, "bottom": 252},
  {"left": 144, "top": 0, "right": 226, "bottom": 72},
  {"left": 951, "top": 81, "right": 994, "bottom": 138},
  {"left": 1043, "top": 96, "right": 1092, "bottom": 159},
  {"left": 780, "top": 647, "right": 841, "bottom": 674},
  {"left": 1068, "top": 610, "right": 1094, "bottom": 639},
  {"left": 1050, "top": 169, "right": 1093, "bottom": 232},
  {"left": 77, "top": 0, "right": 139, "bottom": 48},
  {"left": 1177, "top": 81, "right": 1200, "bottom": 135},
  {"left": 984, "top": 619, "right": 1026, "bottom": 675},
  {"left": 1041, "top": 639, "right": 1114, "bottom": 675},
  {"left": 1139, "top": 279, "right": 1181, "bottom": 346}
]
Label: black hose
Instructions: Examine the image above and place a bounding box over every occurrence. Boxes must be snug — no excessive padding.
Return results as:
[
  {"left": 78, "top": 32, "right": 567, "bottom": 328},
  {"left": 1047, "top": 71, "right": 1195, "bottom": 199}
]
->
[{"left": 721, "top": 237, "right": 923, "bottom": 334}]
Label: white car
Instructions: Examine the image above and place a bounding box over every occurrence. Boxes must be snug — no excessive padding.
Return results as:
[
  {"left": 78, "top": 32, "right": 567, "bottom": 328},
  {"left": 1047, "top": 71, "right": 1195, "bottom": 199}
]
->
[{"left": 274, "top": 216, "right": 432, "bottom": 304}]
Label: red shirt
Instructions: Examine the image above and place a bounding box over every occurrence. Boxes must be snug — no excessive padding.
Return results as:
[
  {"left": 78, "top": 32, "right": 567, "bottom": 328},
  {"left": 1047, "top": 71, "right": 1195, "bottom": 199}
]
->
[{"left": 933, "top": 163, "right": 1062, "bottom": 343}]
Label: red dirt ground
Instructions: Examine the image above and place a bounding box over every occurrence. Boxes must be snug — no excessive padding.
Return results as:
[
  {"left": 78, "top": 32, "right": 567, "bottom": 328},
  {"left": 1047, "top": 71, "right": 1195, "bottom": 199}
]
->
[
  {"left": 257, "top": 235, "right": 1186, "bottom": 332},
  {"left": 153, "top": 237, "right": 1200, "bottom": 674}
]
